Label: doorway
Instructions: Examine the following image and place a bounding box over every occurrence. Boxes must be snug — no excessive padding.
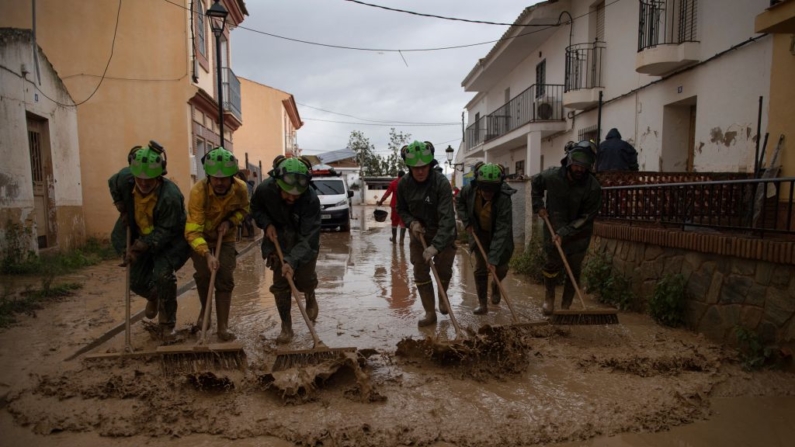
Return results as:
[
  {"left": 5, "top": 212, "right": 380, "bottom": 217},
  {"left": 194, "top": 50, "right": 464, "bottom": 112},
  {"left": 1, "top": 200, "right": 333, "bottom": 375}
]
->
[
  {"left": 27, "top": 115, "right": 54, "bottom": 249},
  {"left": 661, "top": 96, "right": 697, "bottom": 172}
]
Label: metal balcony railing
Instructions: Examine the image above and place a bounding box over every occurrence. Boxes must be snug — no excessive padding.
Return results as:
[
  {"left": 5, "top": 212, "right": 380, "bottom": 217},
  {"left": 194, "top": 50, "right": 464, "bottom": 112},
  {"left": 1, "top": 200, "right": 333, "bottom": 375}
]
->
[
  {"left": 464, "top": 84, "right": 564, "bottom": 151},
  {"left": 638, "top": 0, "right": 698, "bottom": 52},
  {"left": 599, "top": 177, "right": 795, "bottom": 237},
  {"left": 223, "top": 67, "right": 242, "bottom": 122},
  {"left": 565, "top": 41, "right": 606, "bottom": 92}
]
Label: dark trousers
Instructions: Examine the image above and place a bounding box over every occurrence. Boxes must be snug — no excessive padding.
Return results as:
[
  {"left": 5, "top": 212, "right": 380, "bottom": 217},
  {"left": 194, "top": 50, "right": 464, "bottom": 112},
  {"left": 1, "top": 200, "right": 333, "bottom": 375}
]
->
[{"left": 130, "top": 253, "right": 178, "bottom": 327}]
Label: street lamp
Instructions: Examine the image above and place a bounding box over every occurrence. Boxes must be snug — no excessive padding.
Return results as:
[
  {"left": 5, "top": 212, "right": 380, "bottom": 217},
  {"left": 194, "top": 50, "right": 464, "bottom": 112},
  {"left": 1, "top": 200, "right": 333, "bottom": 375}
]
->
[
  {"left": 207, "top": 0, "right": 228, "bottom": 150},
  {"left": 445, "top": 145, "right": 465, "bottom": 172}
]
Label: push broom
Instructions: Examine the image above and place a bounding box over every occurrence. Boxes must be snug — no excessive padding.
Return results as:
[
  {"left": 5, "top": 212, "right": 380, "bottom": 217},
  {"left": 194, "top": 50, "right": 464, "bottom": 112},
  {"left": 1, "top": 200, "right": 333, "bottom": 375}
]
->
[{"left": 541, "top": 214, "right": 619, "bottom": 325}]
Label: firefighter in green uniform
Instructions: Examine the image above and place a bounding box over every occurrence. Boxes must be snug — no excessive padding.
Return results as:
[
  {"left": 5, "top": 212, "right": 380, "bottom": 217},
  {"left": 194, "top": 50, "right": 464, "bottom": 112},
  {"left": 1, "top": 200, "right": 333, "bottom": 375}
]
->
[
  {"left": 396, "top": 141, "right": 457, "bottom": 327},
  {"left": 185, "top": 147, "right": 250, "bottom": 341},
  {"left": 531, "top": 140, "right": 602, "bottom": 315},
  {"left": 108, "top": 143, "right": 190, "bottom": 337},
  {"left": 250, "top": 156, "right": 321, "bottom": 344},
  {"left": 456, "top": 163, "right": 515, "bottom": 315}
]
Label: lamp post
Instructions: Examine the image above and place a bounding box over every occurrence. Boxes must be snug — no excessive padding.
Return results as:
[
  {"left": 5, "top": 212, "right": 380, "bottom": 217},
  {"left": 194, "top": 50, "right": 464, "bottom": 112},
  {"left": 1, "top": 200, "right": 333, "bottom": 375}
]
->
[
  {"left": 445, "top": 145, "right": 465, "bottom": 172},
  {"left": 207, "top": 0, "right": 228, "bottom": 149}
]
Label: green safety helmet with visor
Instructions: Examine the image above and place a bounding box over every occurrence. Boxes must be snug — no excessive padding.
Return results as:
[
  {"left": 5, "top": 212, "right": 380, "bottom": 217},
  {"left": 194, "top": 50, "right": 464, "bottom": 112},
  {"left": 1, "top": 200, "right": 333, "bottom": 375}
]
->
[
  {"left": 567, "top": 140, "right": 597, "bottom": 170},
  {"left": 275, "top": 157, "right": 311, "bottom": 195},
  {"left": 401, "top": 141, "right": 435, "bottom": 167},
  {"left": 203, "top": 147, "right": 239, "bottom": 178},
  {"left": 128, "top": 143, "right": 166, "bottom": 179},
  {"left": 475, "top": 162, "right": 504, "bottom": 192}
]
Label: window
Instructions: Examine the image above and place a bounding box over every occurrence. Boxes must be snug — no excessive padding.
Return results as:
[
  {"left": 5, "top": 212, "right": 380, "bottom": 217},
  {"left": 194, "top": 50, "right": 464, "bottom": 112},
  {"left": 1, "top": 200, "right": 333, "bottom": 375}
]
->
[
  {"left": 536, "top": 60, "right": 546, "bottom": 98},
  {"left": 515, "top": 160, "right": 525, "bottom": 176},
  {"left": 196, "top": 0, "right": 206, "bottom": 57},
  {"left": 595, "top": 2, "right": 605, "bottom": 42}
]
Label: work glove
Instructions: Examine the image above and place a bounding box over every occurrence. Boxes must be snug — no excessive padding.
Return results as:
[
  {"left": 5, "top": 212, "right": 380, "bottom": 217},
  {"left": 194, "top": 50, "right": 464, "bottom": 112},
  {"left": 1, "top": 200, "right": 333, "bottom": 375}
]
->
[
  {"left": 537, "top": 208, "right": 548, "bottom": 219},
  {"left": 422, "top": 245, "right": 438, "bottom": 263},
  {"left": 281, "top": 261, "right": 295, "bottom": 279},
  {"left": 376, "top": 200, "right": 383, "bottom": 206},
  {"left": 206, "top": 252, "right": 220, "bottom": 272},
  {"left": 410, "top": 220, "right": 425, "bottom": 239},
  {"left": 216, "top": 220, "right": 231, "bottom": 238},
  {"left": 124, "top": 239, "right": 149, "bottom": 265}
]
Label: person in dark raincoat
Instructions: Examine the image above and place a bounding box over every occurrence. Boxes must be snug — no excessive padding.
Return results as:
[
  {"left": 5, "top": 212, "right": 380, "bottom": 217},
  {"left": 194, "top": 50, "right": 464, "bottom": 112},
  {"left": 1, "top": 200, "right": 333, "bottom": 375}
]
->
[
  {"left": 456, "top": 163, "right": 515, "bottom": 315},
  {"left": 597, "top": 128, "right": 639, "bottom": 171},
  {"left": 532, "top": 140, "right": 602, "bottom": 315}
]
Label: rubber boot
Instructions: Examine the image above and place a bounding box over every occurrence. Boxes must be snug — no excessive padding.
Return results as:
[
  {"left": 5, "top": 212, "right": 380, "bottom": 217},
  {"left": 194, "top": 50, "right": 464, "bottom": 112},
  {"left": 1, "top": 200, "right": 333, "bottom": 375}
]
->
[
  {"left": 417, "top": 283, "right": 437, "bottom": 327},
  {"left": 215, "top": 292, "right": 236, "bottom": 341},
  {"left": 305, "top": 290, "right": 318, "bottom": 322},
  {"left": 389, "top": 227, "right": 397, "bottom": 243},
  {"left": 543, "top": 276, "right": 556, "bottom": 316},
  {"left": 274, "top": 293, "right": 294, "bottom": 344},
  {"left": 399, "top": 228, "right": 406, "bottom": 244},
  {"left": 473, "top": 275, "right": 489, "bottom": 315},
  {"left": 145, "top": 299, "right": 158, "bottom": 319},
  {"left": 491, "top": 281, "right": 501, "bottom": 305},
  {"left": 561, "top": 281, "right": 575, "bottom": 310},
  {"left": 438, "top": 279, "right": 450, "bottom": 315}
]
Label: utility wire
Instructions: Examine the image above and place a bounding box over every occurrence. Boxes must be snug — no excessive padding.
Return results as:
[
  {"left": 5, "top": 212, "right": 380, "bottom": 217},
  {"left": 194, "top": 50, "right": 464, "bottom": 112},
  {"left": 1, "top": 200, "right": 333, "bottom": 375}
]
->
[
  {"left": 298, "top": 102, "right": 459, "bottom": 125},
  {"left": 165, "top": 0, "right": 623, "bottom": 53},
  {"left": 344, "top": 0, "right": 550, "bottom": 27},
  {"left": 34, "top": 0, "right": 123, "bottom": 107},
  {"left": 304, "top": 117, "right": 459, "bottom": 127}
]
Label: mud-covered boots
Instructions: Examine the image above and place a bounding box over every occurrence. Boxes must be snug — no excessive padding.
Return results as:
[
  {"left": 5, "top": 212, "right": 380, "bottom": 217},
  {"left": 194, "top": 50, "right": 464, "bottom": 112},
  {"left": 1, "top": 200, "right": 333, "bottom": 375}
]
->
[
  {"left": 473, "top": 275, "right": 489, "bottom": 315},
  {"left": 491, "top": 281, "right": 501, "bottom": 305},
  {"left": 275, "top": 293, "right": 294, "bottom": 344},
  {"left": 215, "top": 292, "right": 236, "bottom": 341},
  {"left": 417, "top": 282, "right": 437, "bottom": 327},
  {"left": 399, "top": 228, "right": 406, "bottom": 244},
  {"left": 543, "top": 276, "right": 556, "bottom": 316},
  {"left": 389, "top": 228, "right": 397, "bottom": 243},
  {"left": 305, "top": 290, "right": 318, "bottom": 322},
  {"left": 145, "top": 299, "right": 159, "bottom": 319}
]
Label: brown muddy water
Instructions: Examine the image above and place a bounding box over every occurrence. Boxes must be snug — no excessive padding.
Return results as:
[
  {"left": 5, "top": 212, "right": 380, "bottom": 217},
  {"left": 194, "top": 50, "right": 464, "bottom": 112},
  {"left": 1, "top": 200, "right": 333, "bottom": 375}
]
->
[{"left": 1, "top": 205, "right": 794, "bottom": 446}]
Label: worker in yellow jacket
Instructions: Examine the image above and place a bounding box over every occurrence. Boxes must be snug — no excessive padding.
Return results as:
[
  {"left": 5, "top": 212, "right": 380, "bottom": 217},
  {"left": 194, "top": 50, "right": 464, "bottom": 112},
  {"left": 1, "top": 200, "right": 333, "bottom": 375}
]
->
[{"left": 185, "top": 147, "right": 250, "bottom": 341}]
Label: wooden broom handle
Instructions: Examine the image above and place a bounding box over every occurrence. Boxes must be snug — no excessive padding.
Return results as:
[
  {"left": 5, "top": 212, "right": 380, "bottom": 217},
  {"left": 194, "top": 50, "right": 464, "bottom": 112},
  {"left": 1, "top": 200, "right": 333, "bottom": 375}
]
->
[
  {"left": 273, "top": 240, "right": 325, "bottom": 348},
  {"left": 470, "top": 231, "right": 520, "bottom": 323},
  {"left": 541, "top": 214, "right": 587, "bottom": 308}
]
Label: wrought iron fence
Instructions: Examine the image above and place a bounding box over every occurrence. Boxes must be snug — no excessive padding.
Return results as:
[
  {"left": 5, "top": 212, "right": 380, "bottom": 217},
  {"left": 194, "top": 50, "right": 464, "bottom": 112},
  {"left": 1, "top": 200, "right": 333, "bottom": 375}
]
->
[
  {"left": 464, "top": 84, "right": 563, "bottom": 151},
  {"left": 599, "top": 177, "right": 795, "bottom": 236},
  {"left": 638, "top": 0, "right": 698, "bottom": 52},
  {"left": 565, "top": 41, "right": 606, "bottom": 92},
  {"left": 223, "top": 67, "right": 242, "bottom": 122}
]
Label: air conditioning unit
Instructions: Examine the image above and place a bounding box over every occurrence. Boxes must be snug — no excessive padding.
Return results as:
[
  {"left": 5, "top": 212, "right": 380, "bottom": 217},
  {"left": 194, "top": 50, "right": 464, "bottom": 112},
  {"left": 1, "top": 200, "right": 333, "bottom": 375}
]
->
[
  {"left": 189, "top": 154, "right": 197, "bottom": 176},
  {"left": 535, "top": 96, "right": 556, "bottom": 120}
]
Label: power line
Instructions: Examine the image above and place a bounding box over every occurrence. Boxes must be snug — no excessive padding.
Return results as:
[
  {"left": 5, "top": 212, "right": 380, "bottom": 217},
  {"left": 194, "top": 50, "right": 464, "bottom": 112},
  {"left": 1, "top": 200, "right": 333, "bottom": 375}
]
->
[
  {"left": 344, "top": 0, "right": 550, "bottom": 27},
  {"left": 297, "top": 102, "right": 459, "bottom": 125},
  {"left": 304, "top": 117, "right": 459, "bottom": 127},
  {"left": 28, "top": 0, "right": 123, "bottom": 107}
]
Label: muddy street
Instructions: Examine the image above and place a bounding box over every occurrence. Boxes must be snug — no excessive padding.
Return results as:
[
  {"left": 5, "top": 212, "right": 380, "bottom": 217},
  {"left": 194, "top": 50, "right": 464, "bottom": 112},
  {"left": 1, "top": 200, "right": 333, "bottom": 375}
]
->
[{"left": 1, "top": 205, "right": 794, "bottom": 446}]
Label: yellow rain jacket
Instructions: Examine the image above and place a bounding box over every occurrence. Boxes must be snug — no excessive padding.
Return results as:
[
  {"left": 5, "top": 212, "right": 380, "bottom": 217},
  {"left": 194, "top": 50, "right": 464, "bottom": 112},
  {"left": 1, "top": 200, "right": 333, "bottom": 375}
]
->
[{"left": 185, "top": 177, "right": 250, "bottom": 256}]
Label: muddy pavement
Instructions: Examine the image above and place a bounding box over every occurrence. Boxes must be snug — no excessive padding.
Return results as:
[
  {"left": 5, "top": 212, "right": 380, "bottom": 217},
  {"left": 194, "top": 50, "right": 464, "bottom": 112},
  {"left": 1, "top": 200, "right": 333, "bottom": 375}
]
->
[{"left": 1, "top": 205, "right": 795, "bottom": 446}]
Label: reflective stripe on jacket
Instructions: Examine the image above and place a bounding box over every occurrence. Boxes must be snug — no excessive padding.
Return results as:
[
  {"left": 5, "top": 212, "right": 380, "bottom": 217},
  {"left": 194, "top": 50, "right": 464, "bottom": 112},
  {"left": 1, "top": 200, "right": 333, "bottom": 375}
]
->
[{"left": 185, "top": 177, "right": 250, "bottom": 256}]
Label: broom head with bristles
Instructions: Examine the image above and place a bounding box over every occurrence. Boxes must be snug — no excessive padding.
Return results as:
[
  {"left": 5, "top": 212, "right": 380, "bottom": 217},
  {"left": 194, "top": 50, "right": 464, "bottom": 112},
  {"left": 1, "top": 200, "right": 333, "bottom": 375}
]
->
[
  {"left": 272, "top": 345, "right": 358, "bottom": 372},
  {"left": 157, "top": 342, "right": 247, "bottom": 374},
  {"left": 549, "top": 309, "right": 619, "bottom": 325}
]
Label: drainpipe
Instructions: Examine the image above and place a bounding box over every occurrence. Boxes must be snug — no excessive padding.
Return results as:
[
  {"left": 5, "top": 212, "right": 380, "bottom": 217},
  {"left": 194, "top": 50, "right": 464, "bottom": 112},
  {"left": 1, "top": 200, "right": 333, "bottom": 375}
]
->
[{"left": 754, "top": 96, "right": 763, "bottom": 177}]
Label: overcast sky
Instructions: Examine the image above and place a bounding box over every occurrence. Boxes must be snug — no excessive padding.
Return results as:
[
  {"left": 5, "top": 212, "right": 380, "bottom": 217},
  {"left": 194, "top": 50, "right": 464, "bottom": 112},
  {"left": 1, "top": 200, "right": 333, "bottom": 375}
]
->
[{"left": 232, "top": 0, "right": 541, "bottom": 161}]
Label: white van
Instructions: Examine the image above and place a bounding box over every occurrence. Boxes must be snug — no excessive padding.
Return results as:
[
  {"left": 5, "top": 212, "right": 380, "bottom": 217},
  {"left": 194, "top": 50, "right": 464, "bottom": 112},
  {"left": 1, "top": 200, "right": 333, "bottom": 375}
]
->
[{"left": 311, "top": 167, "right": 353, "bottom": 232}]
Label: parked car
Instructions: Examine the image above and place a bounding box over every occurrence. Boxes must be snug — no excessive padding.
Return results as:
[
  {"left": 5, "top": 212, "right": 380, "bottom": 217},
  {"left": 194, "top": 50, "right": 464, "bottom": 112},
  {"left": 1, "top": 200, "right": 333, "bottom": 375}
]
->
[{"left": 312, "top": 167, "right": 353, "bottom": 231}]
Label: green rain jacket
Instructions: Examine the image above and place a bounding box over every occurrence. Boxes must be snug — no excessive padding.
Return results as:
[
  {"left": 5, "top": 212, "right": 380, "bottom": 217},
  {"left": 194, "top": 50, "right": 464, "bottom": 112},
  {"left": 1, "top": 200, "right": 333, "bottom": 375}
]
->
[
  {"left": 396, "top": 167, "right": 457, "bottom": 252},
  {"left": 456, "top": 181, "right": 516, "bottom": 266},
  {"left": 531, "top": 166, "right": 602, "bottom": 252},
  {"left": 250, "top": 177, "right": 321, "bottom": 269},
  {"left": 108, "top": 167, "right": 190, "bottom": 270}
]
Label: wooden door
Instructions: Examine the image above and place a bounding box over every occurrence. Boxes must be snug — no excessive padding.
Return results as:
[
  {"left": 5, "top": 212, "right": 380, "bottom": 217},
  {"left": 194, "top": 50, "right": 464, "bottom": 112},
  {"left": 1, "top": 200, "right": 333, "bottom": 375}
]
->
[{"left": 27, "top": 118, "right": 49, "bottom": 248}]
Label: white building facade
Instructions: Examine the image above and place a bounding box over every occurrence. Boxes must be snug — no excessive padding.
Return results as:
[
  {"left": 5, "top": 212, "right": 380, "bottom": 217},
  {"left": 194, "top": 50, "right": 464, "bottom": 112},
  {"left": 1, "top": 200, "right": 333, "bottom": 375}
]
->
[{"left": 458, "top": 0, "right": 773, "bottom": 242}]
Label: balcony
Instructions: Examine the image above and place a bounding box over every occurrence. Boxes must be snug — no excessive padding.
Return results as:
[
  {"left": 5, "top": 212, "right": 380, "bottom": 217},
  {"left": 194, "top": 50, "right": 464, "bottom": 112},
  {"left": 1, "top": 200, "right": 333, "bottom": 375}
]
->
[
  {"left": 222, "top": 67, "right": 242, "bottom": 123},
  {"left": 563, "top": 41, "right": 605, "bottom": 110},
  {"left": 464, "top": 84, "right": 564, "bottom": 152},
  {"left": 636, "top": 0, "right": 700, "bottom": 76}
]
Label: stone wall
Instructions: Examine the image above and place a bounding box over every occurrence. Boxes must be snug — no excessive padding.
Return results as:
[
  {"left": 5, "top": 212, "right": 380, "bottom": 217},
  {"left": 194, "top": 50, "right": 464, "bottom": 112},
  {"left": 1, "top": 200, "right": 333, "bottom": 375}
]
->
[{"left": 592, "top": 235, "right": 795, "bottom": 347}]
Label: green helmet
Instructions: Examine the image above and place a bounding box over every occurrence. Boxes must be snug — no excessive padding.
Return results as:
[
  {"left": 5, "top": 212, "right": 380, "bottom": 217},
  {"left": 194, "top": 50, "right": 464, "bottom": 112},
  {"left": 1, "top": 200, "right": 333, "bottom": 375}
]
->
[
  {"left": 129, "top": 146, "right": 165, "bottom": 179},
  {"left": 275, "top": 157, "right": 311, "bottom": 195},
  {"left": 203, "top": 147, "right": 238, "bottom": 178},
  {"left": 401, "top": 141, "right": 434, "bottom": 167},
  {"left": 476, "top": 163, "right": 503, "bottom": 184},
  {"left": 567, "top": 140, "right": 596, "bottom": 169}
]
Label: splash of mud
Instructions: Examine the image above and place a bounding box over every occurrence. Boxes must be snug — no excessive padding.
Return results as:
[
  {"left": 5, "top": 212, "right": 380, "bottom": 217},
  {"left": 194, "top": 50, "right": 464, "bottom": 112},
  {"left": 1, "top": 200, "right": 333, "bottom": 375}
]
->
[{"left": 395, "top": 323, "right": 565, "bottom": 380}]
